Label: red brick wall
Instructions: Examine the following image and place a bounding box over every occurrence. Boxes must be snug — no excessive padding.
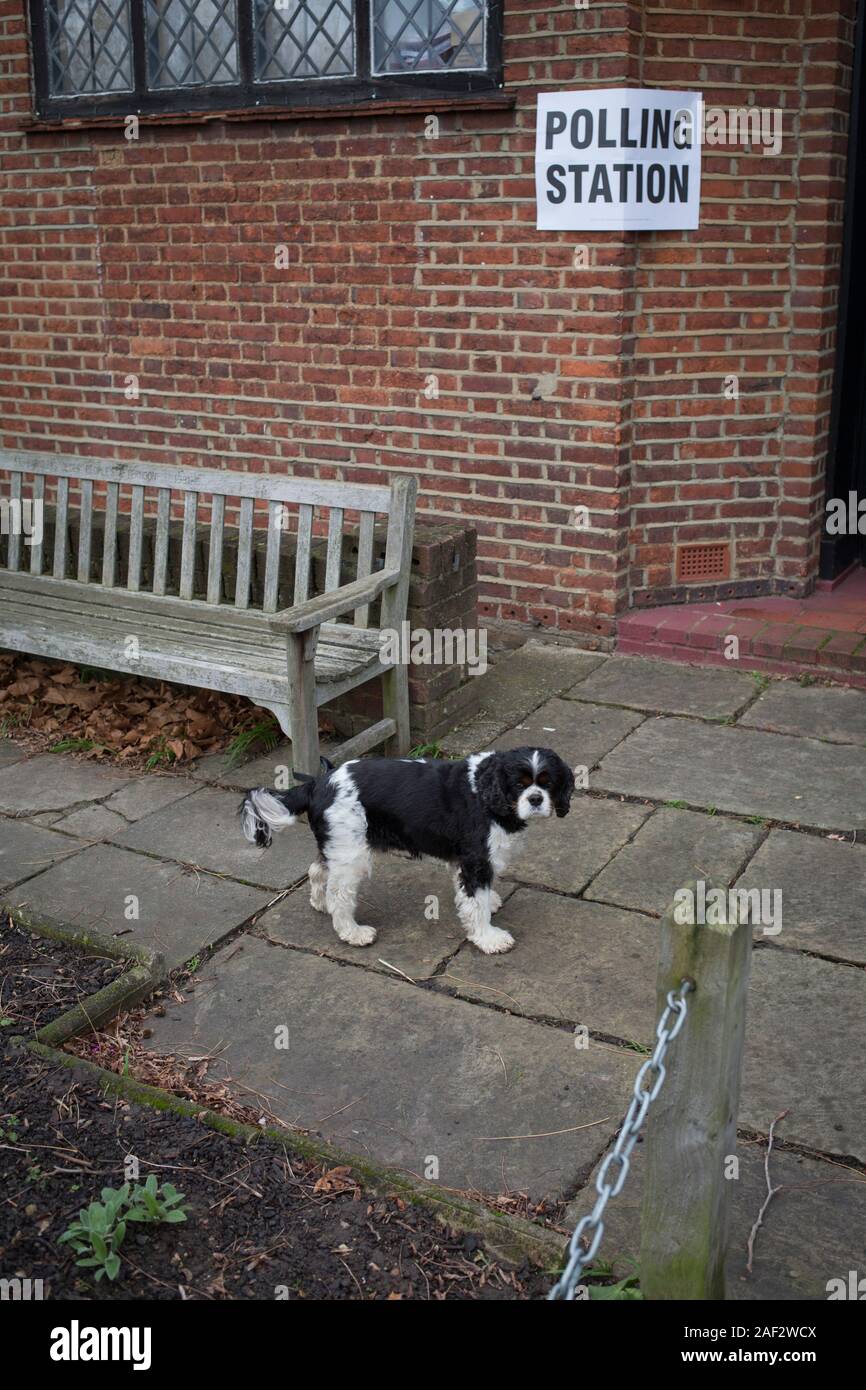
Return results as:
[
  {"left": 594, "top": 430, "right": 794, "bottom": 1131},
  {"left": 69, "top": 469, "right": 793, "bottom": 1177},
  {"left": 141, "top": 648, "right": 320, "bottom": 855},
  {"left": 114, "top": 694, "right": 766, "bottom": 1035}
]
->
[
  {"left": 628, "top": 0, "right": 856, "bottom": 608},
  {"left": 0, "top": 0, "right": 856, "bottom": 642}
]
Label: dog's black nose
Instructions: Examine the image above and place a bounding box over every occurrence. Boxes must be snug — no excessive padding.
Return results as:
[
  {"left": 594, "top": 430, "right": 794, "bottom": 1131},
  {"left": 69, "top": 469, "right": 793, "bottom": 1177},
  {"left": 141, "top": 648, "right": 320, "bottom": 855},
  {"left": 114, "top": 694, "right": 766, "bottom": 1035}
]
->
[{"left": 528, "top": 791, "right": 543, "bottom": 807}]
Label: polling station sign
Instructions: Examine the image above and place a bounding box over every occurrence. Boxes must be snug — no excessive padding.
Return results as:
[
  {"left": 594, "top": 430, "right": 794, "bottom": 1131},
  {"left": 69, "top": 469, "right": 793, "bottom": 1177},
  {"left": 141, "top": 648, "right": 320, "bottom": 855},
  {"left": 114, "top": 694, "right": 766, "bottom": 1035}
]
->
[{"left": 536, "top": 89, "right": 702, "bottom": 232}]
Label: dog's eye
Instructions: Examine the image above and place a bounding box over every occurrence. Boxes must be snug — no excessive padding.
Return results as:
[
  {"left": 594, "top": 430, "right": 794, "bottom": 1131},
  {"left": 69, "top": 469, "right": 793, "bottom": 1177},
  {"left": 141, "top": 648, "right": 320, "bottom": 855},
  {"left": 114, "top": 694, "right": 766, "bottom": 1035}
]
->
[
  {"left": 536, "top": 772, "right": 550, "bottom": 787},
  {"left": 519, "top": 772, "right": 533, "bottom": 788}
]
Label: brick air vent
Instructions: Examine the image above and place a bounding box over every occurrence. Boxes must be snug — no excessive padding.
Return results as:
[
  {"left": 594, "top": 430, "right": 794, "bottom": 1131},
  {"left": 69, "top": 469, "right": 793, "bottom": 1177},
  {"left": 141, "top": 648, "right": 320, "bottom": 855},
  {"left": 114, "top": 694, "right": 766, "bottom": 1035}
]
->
[{"left": 676, "top": 542, "right": 731, "bottom": 583}]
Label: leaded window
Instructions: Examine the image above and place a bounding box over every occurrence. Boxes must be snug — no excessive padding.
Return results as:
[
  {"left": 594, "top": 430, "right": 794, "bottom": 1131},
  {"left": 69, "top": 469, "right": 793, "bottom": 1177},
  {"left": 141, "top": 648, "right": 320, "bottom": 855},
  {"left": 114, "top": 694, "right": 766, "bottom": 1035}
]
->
[{"left": 28, "top": 0, "right": 503, "bottom": 120}]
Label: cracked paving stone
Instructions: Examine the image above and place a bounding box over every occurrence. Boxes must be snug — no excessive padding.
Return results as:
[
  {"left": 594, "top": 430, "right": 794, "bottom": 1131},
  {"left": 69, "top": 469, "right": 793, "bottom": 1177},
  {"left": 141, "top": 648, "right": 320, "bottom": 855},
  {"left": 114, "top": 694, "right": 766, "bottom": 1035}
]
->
[
  {"left": 733, "top": 829, "right": 866, "bottom": 963},
  {"left": 585, "top": 806, "right": 764, "bottom": 917},
  {"left": 496, "top": 698, "right": 644, "bottom": 770},
  {"left": 595, "top": 717, "right": 866, "bottom": 832},
  {"left": 564, "top": 654, "right": 757, "bottom": 719},
  {"left": 504, "top": 795, "right": 650, "bottom": 896},
  {"left": 2, "top": 843, "right": 272, "bottom": 967},
  {"left": 740, "top": 949, "right": 866, "bottom": 1162},
  {"left": 739, "top": 681, "right": 866, "bottom": 746},
  {"left": 0, "top": 820, "right": 88, "bottom": 893},
  {"left": 0, "top": 754, "right": 137, "bottom": 815},
  {"left": 113, "top": 785, "right": 311, "bottom": 888},
  {"left": 254, "top": 853, "right": 516, "bottom": 981},
  {"left": 145, "top": 935, "right": 636, "bottom": 1201},
  {"left": 436, "top": 888, "right": 659, "bottom": 1044}
]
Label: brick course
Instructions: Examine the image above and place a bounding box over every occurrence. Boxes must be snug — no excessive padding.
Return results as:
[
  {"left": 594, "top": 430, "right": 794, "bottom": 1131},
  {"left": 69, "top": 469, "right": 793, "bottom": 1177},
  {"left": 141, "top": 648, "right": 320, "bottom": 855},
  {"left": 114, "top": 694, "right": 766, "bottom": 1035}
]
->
[{"left": 0, "top": 1, "right": 857, "bottom": 644}]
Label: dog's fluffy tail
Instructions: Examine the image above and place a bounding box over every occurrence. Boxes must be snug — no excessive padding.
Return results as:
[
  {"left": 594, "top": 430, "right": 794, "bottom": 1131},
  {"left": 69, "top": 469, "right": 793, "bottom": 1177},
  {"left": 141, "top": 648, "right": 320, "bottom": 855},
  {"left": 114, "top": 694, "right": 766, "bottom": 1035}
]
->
[{"left": 240, "top": 783, "right": 314, "bottom": 848}]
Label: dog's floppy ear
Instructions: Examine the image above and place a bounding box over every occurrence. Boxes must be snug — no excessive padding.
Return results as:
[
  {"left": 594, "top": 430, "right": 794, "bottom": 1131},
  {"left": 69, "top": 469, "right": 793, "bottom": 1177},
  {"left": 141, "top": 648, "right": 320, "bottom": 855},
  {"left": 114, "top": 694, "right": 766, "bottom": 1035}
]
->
[
  {"left": 553, "top": 758, "right": 576, "bottom": 818},
  {"left": 475, "top": 753, "right": 511, "bottom": 818}
]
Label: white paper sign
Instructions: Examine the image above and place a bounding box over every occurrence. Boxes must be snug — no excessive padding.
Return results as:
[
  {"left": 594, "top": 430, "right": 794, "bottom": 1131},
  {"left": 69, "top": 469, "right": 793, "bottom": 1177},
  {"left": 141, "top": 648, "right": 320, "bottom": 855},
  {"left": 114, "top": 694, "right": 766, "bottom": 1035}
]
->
[{"left": 536, "top": 89, "right": 702, "bottom": 232}]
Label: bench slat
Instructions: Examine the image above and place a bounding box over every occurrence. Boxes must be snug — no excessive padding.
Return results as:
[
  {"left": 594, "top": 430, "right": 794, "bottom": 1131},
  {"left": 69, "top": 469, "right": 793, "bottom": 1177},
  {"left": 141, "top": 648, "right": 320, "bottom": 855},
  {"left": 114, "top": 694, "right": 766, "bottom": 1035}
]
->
[
  {"left": 1, "top": 449, "right": 391, "bottom": 513},
  {"left": 127, "top": 484, "right": 144, "bottom": 592},
  {"left": 325, "top": 507, "right": 344, "bottom": 593},
  {"left": 53, "top": 477, "right": 69, "bottom": 580},
  {"left": 7, "top": 473, "right": 22, "bottom": 572},
  {"left": 354, "top": 509, "right": 375, "bottom": 628},
  {"left": 77, "top": 480, "right": 93, "bottom": 583},
  {"left": 206, "top": 493, "right": 224, "bottom": 605},
  {"left": 29, "top": 474, "right": 45, "bottom": 576},
  {"left": 180, "top": 492, "right": 197, "bottom": 600},
  {"left": 101, "top": 482, "right": 118, "bottom": 587},
  {"left": 153, "top": 487, "right": 171, "bottom": 596},
  {"left": 263, "top": 500, "right": 281, "bottom": 613},
  {"left": 235, "top": 496, "right": 253, "bottom": 609},
  {"left": 294, "top": 503, "right": 313, "bottom": 604}
]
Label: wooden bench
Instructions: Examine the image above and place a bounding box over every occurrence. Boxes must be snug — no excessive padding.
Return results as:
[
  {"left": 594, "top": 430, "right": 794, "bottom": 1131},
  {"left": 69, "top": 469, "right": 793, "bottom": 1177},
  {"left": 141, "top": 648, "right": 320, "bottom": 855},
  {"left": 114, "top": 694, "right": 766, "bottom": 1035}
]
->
[{"left": 0, "top": 450, "right": 417, "bottom": 775}]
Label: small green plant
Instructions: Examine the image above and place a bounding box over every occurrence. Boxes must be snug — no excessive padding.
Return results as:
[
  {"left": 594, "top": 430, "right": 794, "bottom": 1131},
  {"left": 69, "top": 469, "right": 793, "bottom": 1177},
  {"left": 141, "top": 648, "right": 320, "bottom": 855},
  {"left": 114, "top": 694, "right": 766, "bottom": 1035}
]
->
[
  {"left": 750, "top": 671, "right": 770, "bottom": 692},
  {"left": 583, "top": 1258, "right": 644, "bottom": 1300},
  {"left": 58, "top": 1184, "right": 131, "bottom": 1282},
  {"left": 664, "top": 799, "right": 687, "bottom": 810},
  {"left": 408, "top": 742, "right": 445, "bottom": 759},
  {"left": 59, "top": 1177, "right": 189, "bottom": 1283},
  {"left": 126, "top": 1174, "right": 188, "bottom": 1226},
  {"left": 223, "top": 717, "right": 281, "bottom": 769},
  {"left": 145, "top": 739, "right": 177, "bottom": 771},
  {"left": 50, "top": 737, "right": 103, "bottom": 754}
]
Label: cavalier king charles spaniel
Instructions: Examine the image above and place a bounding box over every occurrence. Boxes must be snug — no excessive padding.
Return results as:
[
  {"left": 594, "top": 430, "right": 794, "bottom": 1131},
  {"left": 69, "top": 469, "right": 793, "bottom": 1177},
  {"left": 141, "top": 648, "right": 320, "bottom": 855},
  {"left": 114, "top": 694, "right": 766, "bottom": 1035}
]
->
[{"left": 240, "top": 747, "right": 574, "bottom": 955}]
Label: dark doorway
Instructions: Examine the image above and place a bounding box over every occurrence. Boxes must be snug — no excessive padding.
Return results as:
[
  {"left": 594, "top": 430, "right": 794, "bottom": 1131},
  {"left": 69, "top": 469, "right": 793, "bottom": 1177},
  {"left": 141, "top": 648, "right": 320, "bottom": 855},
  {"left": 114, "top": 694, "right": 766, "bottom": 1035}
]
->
[{"left": 822, "top": 1, "right": 866, "bottom": 580}]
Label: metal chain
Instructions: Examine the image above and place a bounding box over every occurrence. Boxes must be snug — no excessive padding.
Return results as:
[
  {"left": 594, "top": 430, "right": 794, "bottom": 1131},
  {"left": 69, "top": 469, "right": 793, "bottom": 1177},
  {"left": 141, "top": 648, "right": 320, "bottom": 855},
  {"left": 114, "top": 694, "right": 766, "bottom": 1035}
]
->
[{"left": 548, "top": 979, "right": 694, "bottom": 1301}]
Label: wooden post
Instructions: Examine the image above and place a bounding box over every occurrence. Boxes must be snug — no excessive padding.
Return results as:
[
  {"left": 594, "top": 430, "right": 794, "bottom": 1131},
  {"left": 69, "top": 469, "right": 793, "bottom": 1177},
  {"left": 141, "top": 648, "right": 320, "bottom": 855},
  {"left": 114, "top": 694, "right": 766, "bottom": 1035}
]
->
[{"left": 640, "top": 878, "right": 753, "bottom": 1300}]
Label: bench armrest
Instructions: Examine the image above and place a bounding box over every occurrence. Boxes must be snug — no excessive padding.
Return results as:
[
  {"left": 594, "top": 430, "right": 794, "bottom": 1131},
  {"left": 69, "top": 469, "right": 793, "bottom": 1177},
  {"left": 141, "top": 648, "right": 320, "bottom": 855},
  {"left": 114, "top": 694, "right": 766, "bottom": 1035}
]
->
[{"left": 266, "top": 568, "right": 403, "bottom": 634}]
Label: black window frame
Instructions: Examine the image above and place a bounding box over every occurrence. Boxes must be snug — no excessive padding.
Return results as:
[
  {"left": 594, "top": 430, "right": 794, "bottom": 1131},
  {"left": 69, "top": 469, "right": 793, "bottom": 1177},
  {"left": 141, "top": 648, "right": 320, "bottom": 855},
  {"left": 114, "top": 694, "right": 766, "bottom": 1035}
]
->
[{"left": 27, "top": 0, "right": 504, "bottom": 122}]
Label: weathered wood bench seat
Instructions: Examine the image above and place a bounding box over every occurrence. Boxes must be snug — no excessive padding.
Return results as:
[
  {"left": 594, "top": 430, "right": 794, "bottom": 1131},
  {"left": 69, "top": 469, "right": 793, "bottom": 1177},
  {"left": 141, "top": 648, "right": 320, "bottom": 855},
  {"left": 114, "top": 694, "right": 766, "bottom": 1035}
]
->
[{"left": 0, "top": 451, "right": 417, "bottom": 774}]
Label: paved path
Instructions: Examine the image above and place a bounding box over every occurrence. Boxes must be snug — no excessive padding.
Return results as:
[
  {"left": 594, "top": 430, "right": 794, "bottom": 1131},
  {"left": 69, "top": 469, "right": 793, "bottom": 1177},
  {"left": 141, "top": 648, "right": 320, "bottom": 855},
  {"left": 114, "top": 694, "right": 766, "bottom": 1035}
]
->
[{"left": 3, "top": 642, "right": 865, "bottom": 1299}]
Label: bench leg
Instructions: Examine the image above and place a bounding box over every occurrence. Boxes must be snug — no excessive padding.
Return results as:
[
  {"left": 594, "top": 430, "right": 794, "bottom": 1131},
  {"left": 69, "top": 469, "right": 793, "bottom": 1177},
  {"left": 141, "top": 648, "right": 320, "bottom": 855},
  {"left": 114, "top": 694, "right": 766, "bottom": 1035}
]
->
[
  {"left": 381, "top": 661, "right": 411, "bottom": 757},
  {"left": 286, "top": 631, "right": 320, "bottom": 777}
]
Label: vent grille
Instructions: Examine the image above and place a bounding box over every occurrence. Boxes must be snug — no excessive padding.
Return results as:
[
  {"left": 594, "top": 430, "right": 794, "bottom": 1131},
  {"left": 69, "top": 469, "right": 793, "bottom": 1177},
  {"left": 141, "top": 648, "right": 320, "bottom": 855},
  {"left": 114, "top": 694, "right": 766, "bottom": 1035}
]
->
[{"left": 676, "top": 542, "right": 731, "bottom": 583}]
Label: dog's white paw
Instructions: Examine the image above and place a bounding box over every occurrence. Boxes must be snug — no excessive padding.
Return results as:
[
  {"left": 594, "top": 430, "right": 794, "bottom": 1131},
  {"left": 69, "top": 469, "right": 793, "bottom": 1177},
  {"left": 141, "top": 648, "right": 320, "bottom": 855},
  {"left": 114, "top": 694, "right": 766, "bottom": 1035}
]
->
[
  {"left": 489, "top": 890, "right": 503, "bottom": 914},
  {"left": 337, "top": 923, "right": 377, "bottom": 947},
  {"left": 471, "top": 925, "right": 515, "bottom": 955},
  {"left": 310, "top": 891, "right": 328, "bottom": 913}
]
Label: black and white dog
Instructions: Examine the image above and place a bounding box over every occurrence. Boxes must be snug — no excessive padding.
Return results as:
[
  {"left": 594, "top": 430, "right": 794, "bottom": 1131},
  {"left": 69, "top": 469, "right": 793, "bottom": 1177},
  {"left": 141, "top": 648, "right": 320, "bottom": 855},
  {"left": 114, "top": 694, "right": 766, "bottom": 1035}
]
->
[{"left": 240, "top": 748, "right": 574, "bottom": 955}]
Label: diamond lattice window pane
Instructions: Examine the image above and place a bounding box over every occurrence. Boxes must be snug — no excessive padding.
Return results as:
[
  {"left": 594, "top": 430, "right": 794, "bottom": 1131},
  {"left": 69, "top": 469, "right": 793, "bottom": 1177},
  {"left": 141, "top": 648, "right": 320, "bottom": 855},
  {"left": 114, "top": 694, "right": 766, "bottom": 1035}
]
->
[
  {"left": 145, "top": 0, "right": 240, "bottom": 90},
  {"left": 45, "top": 0, "right": 133, "bottom": 95},
  {"left": 254, "top": 1, "right": 355, "bottom": 82},
  {"left": 372, "top": 0, "right": 485, "bottom": 75}
]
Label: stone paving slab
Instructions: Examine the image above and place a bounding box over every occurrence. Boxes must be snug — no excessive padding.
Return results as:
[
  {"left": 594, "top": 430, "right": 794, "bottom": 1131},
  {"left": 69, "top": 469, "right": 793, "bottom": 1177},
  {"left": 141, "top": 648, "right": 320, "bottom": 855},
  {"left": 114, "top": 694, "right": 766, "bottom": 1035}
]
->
[
  {"left": 595, "top": 717, "right": 866, "bottom": 832},
  {"left": 113, "top": 785, "right": 311, "bottom": 889},
  {"left": 0, "top": 754, "right": 136, "bottom": 815},
  {"left": 740, "top": 949, "right": 866, "bottom": 1162},
  {"left": 0, "top": 740, "right": 28, "bottom": 769},
  {"left": 496, "top": 698, "right": 644, "bottom": 771},
  {"left": 735, "top": 830, "right": 866, "bottom": 963},
  {"left": 440, "top": 642, "right": 605, "bottom": 756},
  {"left": 437, "top": 888, "right": 659, "bottom": 1043},
  {"left": 0, "top": 819, "right": 88, "bottom": 892},
  {"left": 52, "top": 775, "right": 201, "bottom": 841},
  {"left": 3, "top": 843, "right": 271, "bottom": 967},
  {"left": 585, "top": 807, "right": 764, "bottom": 916},
  {"left": 145, "top": 935, "right": 634, "bottom": 1200},
  {"left": 255, "top": 854, "right": 517, "bottom": 981},
  {"left": 564, "top": 654, "right": 757, "bottom": 719},
  {"left": 739, "top": 681, "right": 866, "bottom": 745},
  {"left": 564, "top": 1143, "right": 866, "bottom": 1300},
  {"left": 504, "top": 795, "right": 650, "bottom": 896}
]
